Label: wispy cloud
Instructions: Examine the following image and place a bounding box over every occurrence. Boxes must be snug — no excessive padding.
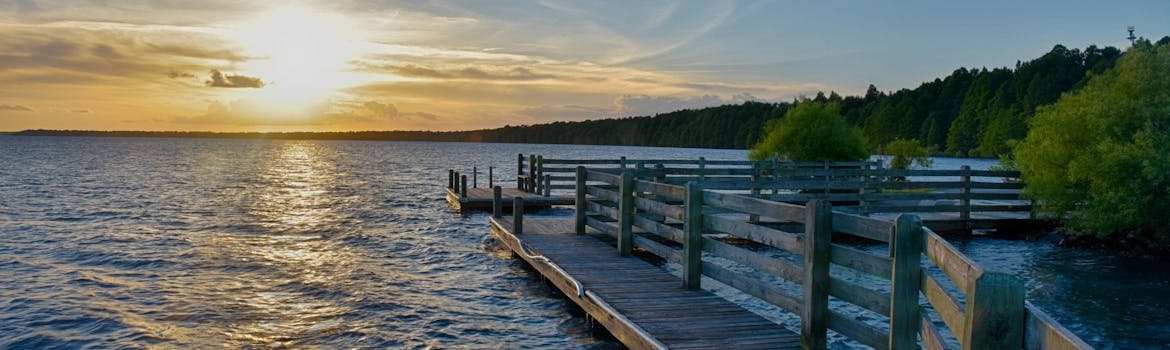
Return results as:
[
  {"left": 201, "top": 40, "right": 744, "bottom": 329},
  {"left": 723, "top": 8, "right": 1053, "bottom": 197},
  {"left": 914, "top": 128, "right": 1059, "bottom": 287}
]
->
[{"left": 0, "top": 104, "right": 34, "bottom": 112}]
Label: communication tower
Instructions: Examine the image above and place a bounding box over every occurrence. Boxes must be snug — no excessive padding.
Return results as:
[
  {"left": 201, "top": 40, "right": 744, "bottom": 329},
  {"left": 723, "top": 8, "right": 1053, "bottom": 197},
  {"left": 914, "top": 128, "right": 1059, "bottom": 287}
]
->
[{"left": 1127, "top": 26, "right": 1137, "bottom": 46}]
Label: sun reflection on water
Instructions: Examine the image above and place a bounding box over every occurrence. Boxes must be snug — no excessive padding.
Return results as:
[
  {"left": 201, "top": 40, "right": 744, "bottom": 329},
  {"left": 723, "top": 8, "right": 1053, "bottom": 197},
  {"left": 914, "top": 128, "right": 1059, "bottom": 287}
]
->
[{"left": 181, "top": 142, "right": 366, "bottom": 348}]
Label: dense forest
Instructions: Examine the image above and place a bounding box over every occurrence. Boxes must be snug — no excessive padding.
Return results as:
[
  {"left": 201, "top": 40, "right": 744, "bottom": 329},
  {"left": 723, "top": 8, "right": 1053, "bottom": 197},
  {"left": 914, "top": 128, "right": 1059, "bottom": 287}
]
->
[{"left": 17, "top": 37, "right": 1169, "bottom": 157}]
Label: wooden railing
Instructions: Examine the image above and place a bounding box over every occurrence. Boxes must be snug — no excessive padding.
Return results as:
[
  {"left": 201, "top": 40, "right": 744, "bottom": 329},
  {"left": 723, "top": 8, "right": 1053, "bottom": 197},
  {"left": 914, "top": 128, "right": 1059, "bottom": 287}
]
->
[
  {"left": 515, "top": 154, "right": 1029, "bottom": 231},
  {"left": 534, "top": 166, "right": 1091, "bottom": 350}
]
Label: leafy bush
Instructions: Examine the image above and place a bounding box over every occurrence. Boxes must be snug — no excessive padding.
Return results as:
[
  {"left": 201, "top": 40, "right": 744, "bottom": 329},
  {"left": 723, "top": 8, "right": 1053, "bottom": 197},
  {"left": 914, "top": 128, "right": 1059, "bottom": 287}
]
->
[
  {"left": 1015, "top": 41, "right": 1170, "bottom": 245},
  {"left": 749, "top": 101, "right": 869, "bottom": 161}
]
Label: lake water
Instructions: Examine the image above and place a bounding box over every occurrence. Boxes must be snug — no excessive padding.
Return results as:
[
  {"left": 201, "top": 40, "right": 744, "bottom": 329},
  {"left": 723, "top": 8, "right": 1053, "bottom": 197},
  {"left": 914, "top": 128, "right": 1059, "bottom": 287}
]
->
[{"left": 0, "top": 136, "right": 1165, "bottom": 349}]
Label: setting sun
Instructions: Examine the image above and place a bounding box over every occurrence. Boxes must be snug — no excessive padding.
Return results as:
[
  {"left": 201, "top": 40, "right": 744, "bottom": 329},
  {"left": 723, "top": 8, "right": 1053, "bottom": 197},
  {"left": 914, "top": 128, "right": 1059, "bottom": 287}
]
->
[{"left": 230, "top": 6, "right": 368, "bottom": 112}]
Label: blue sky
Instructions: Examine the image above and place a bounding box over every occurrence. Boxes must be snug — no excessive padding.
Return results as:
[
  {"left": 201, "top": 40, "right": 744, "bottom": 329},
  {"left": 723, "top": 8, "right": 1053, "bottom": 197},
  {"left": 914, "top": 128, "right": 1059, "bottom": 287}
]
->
[{"left": 1, "top": 0, "right": 1167, "bottom": 131}]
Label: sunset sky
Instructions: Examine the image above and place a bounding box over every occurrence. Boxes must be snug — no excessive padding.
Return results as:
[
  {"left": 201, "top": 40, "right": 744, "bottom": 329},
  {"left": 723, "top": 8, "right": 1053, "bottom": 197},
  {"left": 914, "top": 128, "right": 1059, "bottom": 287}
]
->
[{"left": 1, "top": 1, "right": 1167, "bottom": 132}]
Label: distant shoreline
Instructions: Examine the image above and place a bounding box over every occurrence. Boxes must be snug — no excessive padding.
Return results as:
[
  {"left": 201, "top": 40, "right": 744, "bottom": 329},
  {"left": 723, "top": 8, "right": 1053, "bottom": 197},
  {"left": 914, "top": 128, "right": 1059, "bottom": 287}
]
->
[{"left": 7, "top": 129, "right": 480, "bottom": 143}]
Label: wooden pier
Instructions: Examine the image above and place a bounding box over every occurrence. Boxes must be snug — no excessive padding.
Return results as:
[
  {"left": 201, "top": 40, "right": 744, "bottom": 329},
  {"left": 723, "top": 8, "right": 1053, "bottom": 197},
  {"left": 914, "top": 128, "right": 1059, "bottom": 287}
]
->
[
  {"left": 491, "top": 216, "right": 799, "bottom": 349},
  {"left": 462, "top": 155, "right": 1090, "bottom": 349}
]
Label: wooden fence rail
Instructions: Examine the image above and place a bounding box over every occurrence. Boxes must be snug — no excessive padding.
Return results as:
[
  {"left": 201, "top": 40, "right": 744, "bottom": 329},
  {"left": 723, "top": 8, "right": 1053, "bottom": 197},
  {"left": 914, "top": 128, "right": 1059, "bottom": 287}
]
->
[{"left": 542, "top": 165, "right": 1091, "bottom": 349}]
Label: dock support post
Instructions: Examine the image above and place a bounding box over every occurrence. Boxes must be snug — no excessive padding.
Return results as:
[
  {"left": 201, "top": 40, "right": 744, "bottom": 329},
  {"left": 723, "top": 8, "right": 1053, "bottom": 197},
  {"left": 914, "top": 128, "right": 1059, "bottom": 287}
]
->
[
  {"left": 543, "top": 174, "right": 551, "bottom": 197},
  {"left": 960, "top": 165, "right": 972, "bottom": 229},
  {"left": 460, "top": 175, "right": 468, "bottom": 198},
  {"left": 618, "top": 171, "right": 634, "bottom": 257},
  {"left": 962, "top": 271, "right": 1025, "bottom": 349},
  {"left": 682, "top": 181, "right": 703, "bottom": 290},
  {"left": 513, "top": 197, "right": 524, "bottom": 235},
  {"left": 801, "top": 199, "right": 831, "bottom": 350},
  {"left": 492, "top": 186, "right": 503, "bottom": 219},
  {"left": 889, "top": 214, "right": 923, "bottom": 350},
  {"left": 453, "top": 171, "right": 460, "bottom": 193},
  {"left": 575, "top": 166, "right": 587, "bottom": 235},
  {"left": 517, "top": 154, "right": 525, "bottom": 190},
  {"left": 473, "top": 166, "right": 478, "bottom": 188},
  {"left": 489, "top": 167, "right": 494, "bottom": 188},
  {"left": 448, "top": 169, "right": 454, "bottom": 189}
]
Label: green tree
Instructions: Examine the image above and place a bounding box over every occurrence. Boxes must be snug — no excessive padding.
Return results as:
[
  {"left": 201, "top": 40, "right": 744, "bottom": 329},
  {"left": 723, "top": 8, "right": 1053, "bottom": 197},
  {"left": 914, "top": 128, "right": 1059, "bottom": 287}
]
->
[
  {"left": 883, "top": 138, "right": 933, "bottom": 181},
  {"left": 749, "top": 101, "right": 869, "bottom": 161},
  {"left": 1015, "top": 42, "right": 1170, "bottom": 246}
]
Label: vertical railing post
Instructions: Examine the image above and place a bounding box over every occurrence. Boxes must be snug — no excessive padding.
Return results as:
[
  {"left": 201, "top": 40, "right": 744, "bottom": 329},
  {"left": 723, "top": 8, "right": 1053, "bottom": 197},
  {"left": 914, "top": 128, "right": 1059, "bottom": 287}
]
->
[
  {"left": 654, "top": 163, "right": 666, "bottom": 183},
  {"left": 575, "top": 166, "right": 587, "bottom": 235},
  {"left": 540, "top": 174, "right": 549, "bottom": 197},
  {"left": 698, "top": 157, "right": 706, "bottom": 184},
  {"left": 529, "top": 154, "right": 537, "bottom": 193},
  {"left": 536, "top": 155, "right": 544, "bottom": 195},
  {"left": 875, "top": 158, "right": 885, "bottom": 194},
  {"left": 750, "top": 162, "right": 760, "bottom": 223},
  {"left": 960, "top": 165, "right": 972, "bottom": 227},
  {"left": 889, "top": 214, "right": 924, "bottom": 349},
  {"left": 492, "top": 186, "right": 503, "bottom": 219},
  {"left": 517, "top": 153, "right": 525, "bottom": 190},
  {"left": 513, "top": 197, "right": 524, "bottom": 234},
  {"left": 619, "top": 156, "right": 627, "bottom": 169},
  {"left": 683, "top": 181, "right": 703, "bottom": 290},
  {"left": 801, "top": 199, "right": 832, "bottom": 350},
  {"left": 618, "top": 171, "right": 635, "bottom": 257},
  {"left": 962, "top": 271, "right": 1025, "bottom": 349},
  {"left": 460, "top": 175, "right": 468, "bottom": 198},
  {"left": 859, "top": 162, "right": 870, "bottom": 216},
  {"left": 473, "top": 166, "right": 478, "bottom": 189}
]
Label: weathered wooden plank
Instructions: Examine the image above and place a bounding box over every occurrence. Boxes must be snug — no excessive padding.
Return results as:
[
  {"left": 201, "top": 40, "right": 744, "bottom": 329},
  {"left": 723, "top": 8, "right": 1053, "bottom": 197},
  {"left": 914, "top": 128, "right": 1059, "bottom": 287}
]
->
[
  {"left": 703, "top": 191, "right": 805, "bottom": 222},
  {"left": 831, "top": 212, "right": 893, "bottom": 243},
  {"left": 829, "top": 243, "right": 892, "bottom": 278},
  {"left": 634, "top": 179, "right": 686, "bottom": 199},
  {"left": 921, "top": 315, "right": 948, "bottom": 350},
  {"left": 704, "top": 214, "right": 803, "bottom": 254},
  {"left": 633, "top": 235, "right": 683, "bottom": 264},
  {"left": 633, "top": 196, "right": 685, "bottom": 221},
  {"left": 587, "top": 170, "right": 620, "bottom": 185},
  {"left": 829, "top": 277, "right": 890, "bottom": 317},
  {"left": 632, "top": 214, "right": 684, "bottom": 242},
  {"left": 1024, "top": 301, "right": 1094, "bottom": 350},
  {"left": 703, "top": 238, "right": 803, "bottom": 283},
  {"left": 827, "top": 310, "right": 889, "bottom": 350},
  {"left": 925, "top": 230, "right": 982, "bottom": 294},
  {"left": 701, "top": 262, "right": 802, "bottom": 314},
  {"left": 922, "top": 273, "right": 966, "bottom": 339}
]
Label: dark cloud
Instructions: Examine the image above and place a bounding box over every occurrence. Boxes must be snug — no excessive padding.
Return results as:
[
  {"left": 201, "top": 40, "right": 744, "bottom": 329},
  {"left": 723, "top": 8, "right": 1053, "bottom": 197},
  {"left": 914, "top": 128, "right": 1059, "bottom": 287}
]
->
[
  {"left": 0, "top": 104, "right": 34, "bottom": 112},
  {"left": 90, "top": 44, "right": 122, "bottom": 59},
  {"left": 205, "top": 69, "right": 264, "bottom": 88},
  {"left": 364, "top": 63, "right": 558, "bottom": 81},
  {"left": 362, "top": 101, "right": 399, "bottom": 119},
  {"left": 168, "top": 70, "right": 195, "bottom": 79}
]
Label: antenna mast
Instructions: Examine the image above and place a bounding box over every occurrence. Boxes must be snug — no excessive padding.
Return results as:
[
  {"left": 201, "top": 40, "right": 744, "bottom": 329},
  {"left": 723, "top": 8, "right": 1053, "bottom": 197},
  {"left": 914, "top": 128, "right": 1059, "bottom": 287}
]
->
[{"left": 1127, "top": 26, "right": 1137, "bottom": 46}]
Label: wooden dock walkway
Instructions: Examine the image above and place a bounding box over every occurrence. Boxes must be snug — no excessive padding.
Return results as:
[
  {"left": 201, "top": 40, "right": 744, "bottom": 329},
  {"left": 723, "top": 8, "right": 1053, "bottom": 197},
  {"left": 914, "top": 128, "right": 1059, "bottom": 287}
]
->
[
  {"left": 460, "top": 155, "right": 1091, "bottom": 350},
  {"left": 489, "top": 216, "right": 800, "bottom": 349}
]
